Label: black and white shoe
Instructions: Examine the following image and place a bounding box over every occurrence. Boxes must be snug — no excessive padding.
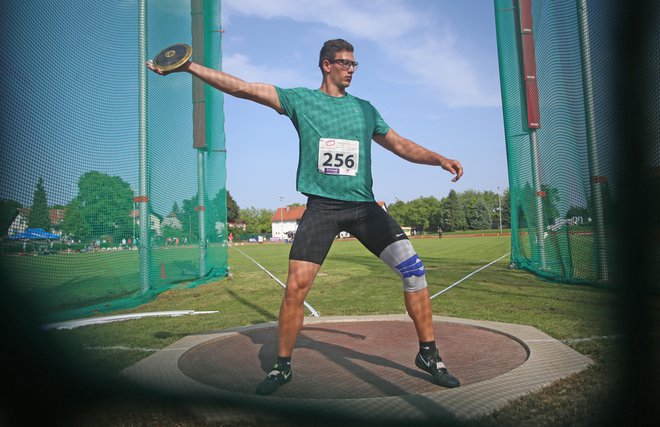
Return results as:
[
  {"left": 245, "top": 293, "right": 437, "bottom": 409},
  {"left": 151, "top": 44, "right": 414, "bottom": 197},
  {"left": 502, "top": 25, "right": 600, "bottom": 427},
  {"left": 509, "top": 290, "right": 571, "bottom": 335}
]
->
[
  {"left": 255, "top": 362, "right": 292, "bottom": 395},
  {"left": 415, "top": 350, "right": 460, "bottom": 388}
]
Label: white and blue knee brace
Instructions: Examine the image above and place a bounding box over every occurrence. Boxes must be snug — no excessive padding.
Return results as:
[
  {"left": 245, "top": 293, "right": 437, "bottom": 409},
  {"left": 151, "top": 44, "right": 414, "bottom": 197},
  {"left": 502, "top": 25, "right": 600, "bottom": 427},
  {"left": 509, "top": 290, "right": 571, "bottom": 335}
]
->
[{"left": 379, "top": 240, "right": 427, "bottom": 292}]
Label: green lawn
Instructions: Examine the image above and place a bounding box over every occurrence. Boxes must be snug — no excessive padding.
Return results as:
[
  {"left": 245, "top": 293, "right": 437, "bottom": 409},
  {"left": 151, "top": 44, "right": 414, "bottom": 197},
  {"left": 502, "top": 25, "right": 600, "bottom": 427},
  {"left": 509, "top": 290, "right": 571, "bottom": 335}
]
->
[
  {"left": 16, "top": 236, "right": 653, "bottom": 426},
  {"left": 0, "top": 244, "right": 227, "bottom": 318}
]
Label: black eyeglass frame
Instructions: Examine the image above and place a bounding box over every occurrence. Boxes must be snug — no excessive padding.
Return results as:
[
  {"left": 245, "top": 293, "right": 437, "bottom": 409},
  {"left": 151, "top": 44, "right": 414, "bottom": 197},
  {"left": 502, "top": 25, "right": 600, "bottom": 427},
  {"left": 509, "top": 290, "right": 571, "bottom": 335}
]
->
[{"left": 329, "top": 59, "right": 359, "bottom": 70}]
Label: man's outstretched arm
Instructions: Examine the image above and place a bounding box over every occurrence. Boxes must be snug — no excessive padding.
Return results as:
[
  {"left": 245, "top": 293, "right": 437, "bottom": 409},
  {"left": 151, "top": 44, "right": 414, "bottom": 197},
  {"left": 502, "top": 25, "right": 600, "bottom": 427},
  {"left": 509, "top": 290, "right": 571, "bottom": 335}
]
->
[
  {"left": 373, "top": 129, "right": 463, "bottom": 182},
  {"left": 146, "top": 60, "right": 282, "bottom": 113}
]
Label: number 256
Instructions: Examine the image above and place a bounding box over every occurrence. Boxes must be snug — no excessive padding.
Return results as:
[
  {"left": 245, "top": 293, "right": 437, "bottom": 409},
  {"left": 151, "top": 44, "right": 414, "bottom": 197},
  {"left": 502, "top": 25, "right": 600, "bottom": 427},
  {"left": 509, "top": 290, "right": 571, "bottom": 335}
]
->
[{"left": 323, "top": 153, "right": 355, "bottom": 168}]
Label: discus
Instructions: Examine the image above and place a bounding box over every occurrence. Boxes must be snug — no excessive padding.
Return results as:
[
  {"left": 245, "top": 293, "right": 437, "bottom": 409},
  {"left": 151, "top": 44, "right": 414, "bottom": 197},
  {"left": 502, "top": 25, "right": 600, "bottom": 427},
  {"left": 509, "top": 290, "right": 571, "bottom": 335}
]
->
[{"left": 152, "top": 44, "right": 192, "bottom": 72}]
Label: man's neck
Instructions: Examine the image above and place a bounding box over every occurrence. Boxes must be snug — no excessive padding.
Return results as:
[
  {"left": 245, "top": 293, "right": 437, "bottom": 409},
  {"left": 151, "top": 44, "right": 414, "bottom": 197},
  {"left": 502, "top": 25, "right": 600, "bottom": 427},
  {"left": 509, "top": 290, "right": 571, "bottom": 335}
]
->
[{"left": 319, "top": 80, "right": 346, "bottom": 97}]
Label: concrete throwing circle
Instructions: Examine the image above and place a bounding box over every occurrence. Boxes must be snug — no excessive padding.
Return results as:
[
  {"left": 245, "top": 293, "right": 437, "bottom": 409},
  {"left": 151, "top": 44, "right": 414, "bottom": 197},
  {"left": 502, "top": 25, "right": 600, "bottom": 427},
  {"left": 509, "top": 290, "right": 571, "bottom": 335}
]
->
[
  {"left": 178, "top": 319, "right": 528, "bottom": 399},
  {"left": 123, "top": 315, "right": 592, "bottom": 422}
]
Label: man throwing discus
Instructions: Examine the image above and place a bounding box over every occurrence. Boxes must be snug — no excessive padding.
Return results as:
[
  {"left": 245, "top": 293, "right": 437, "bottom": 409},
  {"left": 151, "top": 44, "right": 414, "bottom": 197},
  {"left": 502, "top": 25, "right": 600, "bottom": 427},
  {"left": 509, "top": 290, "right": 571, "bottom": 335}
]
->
[{"left": 147, "top": 38, "right": 463, "bottom": 395}]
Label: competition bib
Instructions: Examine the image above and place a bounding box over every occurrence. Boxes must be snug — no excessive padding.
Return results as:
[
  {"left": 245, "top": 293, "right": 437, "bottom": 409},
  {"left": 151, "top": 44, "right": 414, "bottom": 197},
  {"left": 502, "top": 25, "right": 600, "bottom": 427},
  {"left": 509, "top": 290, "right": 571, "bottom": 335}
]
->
[{"left": 318, "top": 138, "right": 359, "bottom": 176}]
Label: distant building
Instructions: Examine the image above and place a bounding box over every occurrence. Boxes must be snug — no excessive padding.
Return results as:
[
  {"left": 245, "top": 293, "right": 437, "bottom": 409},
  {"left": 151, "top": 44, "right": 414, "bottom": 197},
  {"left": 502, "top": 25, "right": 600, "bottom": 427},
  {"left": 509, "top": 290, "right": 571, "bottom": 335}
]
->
[
  {"left": 6, "top": 210, "right": 28, "bottom": 237},
  {"left": 273, "top": 202, "right": 387, "bottom": 240},
  {"left": 49, "top": 208, "right": 66, "bottom": 232},
  {"left": 5, "top": 207, "right": 66, "bottom": 238},
  {"left": 130, "top": 210, "right": 162, "bottom": 236},
  {"left": 271, "top": 206, "right": 307, "bottom": 239},
  {"left": 161, "top": 213, "right": 183, "bottom": 230}
]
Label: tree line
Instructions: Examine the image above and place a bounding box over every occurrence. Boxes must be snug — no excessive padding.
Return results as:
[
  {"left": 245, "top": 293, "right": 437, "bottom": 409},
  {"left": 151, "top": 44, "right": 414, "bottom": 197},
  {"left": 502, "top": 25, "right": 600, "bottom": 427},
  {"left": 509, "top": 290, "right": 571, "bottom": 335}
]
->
[
  {"left": 2, "top": 172, "right": 231, "bottom": 244},
  {"left": 2, "top": 172, "right": 512, "bottom": 243},
  {"left": 232, "top": 189, "right": 512, "bottom": 236},
  {"left": 387, "top": 189, "right": 511, "bottom": 233}
]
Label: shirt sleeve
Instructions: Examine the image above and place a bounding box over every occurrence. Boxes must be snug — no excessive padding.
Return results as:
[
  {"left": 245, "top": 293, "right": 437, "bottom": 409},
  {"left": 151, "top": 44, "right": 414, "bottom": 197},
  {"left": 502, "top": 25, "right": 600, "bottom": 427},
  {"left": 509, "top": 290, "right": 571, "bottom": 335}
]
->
[
  {"left": 275, "top": 86, "right": 298, "bottom": 118},
  {"left": 372, "top": 105, "right": 390, "bottom": 136}
]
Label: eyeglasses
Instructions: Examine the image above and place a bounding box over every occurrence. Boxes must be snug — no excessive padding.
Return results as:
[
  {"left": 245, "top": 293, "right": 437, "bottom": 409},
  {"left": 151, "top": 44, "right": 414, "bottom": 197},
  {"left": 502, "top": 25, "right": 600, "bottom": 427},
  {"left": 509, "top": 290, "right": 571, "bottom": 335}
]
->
[{"left": 329, "top": 59, "right": 358, "bottom": 71}]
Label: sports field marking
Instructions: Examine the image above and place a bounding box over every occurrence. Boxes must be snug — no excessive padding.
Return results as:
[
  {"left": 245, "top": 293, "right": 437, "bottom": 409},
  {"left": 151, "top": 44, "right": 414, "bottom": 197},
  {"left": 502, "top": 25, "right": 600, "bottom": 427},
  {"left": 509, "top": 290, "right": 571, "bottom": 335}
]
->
[
  {"left": 430, "top": 253, "right": 511, "bottom": 300},
  {"left": 43, "top": 310, "right": 219, "bottom": 330},
  {"left": 560, "top": 335, "right": 622, "bottom": 344},
  {"left": 232, "top": 247, "right": 320, "bottom": 317},
  {"left": 83, "top": 345, "right": 159, "bottom": 352}
]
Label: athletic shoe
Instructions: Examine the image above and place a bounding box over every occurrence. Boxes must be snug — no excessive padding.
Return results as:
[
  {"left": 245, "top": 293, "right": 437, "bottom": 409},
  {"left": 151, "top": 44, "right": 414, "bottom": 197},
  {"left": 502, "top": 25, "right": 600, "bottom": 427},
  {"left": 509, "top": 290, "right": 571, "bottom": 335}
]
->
[
  {"left": 415, "top": 350, "right": 460, "bottom": 388},
  {"left": 255, "top": 362, "right": 292, "bottom": 395}
]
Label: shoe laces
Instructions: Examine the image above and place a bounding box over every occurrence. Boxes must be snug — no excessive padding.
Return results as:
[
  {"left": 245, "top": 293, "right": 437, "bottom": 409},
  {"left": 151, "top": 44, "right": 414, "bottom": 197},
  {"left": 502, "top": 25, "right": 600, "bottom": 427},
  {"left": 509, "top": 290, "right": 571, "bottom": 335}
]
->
[
  {"left": 266, "top": 369, "right": 283, "bottom": 380},
  {"left": 421, "top": 352, "right": 448, "bottom": 373},
  {"left": 266, "top": 364, "right": 290, "bottom": 380}
]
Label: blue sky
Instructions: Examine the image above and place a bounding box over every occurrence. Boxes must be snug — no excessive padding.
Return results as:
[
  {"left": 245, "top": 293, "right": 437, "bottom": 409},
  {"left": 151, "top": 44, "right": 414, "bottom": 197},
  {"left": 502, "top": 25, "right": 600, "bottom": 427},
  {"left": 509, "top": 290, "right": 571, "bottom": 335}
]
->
[
  {"left": 217, "top": 0, "right": 508, "bottom": 209},
  {"left": 1, "top": 0, "right": 508, "bottom": 214}
]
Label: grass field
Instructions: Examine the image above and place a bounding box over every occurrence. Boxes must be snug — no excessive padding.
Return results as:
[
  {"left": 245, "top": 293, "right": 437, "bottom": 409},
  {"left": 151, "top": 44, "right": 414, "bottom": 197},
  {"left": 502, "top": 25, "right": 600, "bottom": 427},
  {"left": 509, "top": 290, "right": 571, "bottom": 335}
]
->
[
  {"left": 7, "top": 235, "right": 657, "bottom": 426},
  {"left": 0, "top": 244, "right": 228, "bottom": 318}
]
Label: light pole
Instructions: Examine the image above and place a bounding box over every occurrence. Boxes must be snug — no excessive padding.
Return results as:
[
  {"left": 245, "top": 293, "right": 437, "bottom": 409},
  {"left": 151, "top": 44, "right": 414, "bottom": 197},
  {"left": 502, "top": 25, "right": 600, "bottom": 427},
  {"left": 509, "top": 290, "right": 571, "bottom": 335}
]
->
[
  {"left": 279, "top": 196, "right": 284, "bottom": 240},
  {"left": 133, "top": 199, "right": 136, "bottom": 242},
  {"left": 498, "top": 186, "right": 503, "bottom": 235}
]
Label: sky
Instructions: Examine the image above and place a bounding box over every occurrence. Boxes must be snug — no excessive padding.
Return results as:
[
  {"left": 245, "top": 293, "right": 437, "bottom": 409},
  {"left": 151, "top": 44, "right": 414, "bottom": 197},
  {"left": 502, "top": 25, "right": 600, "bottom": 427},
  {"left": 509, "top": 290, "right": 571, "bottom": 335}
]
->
[
  {"left": 218, "top": 0, "right": 509, "bottom": 210},
  {"left": 1, "top": 0, "right": 509, "bottom": 214}
]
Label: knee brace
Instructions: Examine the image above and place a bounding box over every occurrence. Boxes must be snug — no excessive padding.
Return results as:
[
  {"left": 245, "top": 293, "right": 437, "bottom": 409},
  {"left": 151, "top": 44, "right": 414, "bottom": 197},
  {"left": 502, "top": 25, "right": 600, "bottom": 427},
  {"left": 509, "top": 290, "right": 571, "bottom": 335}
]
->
[{"left": 379, "top": 240, "right": 428, "bottom": 292}]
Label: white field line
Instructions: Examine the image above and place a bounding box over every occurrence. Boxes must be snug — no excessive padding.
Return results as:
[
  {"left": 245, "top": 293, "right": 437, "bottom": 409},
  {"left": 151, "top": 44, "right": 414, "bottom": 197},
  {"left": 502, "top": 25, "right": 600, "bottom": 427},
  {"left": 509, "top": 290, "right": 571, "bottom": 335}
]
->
[
  {"left": 232, "top": 247, "right": 320, "bottom": 317},
  {"left": 83, "top": 345, "right": 159, "bottom": 352},
  {"left": 527, "top": 335, "right": 622, "bottom": 344},
  {"left": 430, "top": 253, "right": 510, "bottom": 300},
  {"left": 560, "top": 335, "right": 622, "bottom": 344},
  {"left": 43, "top": 310, "right": 219, "bottom": 330}
]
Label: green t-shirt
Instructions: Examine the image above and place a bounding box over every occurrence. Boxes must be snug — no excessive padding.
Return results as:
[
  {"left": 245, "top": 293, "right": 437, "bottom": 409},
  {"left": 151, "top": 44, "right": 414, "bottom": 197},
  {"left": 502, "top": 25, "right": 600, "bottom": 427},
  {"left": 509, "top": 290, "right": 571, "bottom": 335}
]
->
[{"left": 276, "top": 87, "right": 390, "bottom": 202}]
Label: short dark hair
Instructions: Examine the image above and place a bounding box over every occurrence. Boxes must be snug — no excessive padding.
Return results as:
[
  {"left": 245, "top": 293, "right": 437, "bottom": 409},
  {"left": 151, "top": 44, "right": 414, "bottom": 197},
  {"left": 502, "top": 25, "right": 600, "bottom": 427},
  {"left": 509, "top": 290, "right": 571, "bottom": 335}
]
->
[{"left": 319, "top": 39, "right": 354, "bottom": 69}]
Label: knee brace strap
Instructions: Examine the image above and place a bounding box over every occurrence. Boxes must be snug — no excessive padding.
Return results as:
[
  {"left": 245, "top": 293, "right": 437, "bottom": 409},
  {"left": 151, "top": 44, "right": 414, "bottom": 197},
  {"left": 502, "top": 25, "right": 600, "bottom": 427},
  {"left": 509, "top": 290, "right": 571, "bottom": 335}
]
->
[{"left": 379, "top": 240, "right": 428, "bottom": 292}]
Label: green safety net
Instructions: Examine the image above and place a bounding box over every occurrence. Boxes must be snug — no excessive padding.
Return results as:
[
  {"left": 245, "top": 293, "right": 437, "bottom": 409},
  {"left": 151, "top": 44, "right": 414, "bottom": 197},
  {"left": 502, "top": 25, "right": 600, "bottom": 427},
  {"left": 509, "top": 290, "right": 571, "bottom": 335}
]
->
[
  {"left": 494, "top": 0, "right": 621, "bottom": 284},
  {"left": 0, "top": 0, "right": 228, "bottom": 323}
]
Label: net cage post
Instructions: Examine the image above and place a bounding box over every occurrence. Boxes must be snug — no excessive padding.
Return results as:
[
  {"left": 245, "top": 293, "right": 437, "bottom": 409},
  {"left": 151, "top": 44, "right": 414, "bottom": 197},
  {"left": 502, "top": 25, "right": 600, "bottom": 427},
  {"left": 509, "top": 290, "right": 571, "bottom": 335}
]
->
[
  {"left": 138, "top": 0, "right": 151, "bottom": 292},
  {"left": 196, "top": 151, "right": 207, "bottom": 277},
  {"left": 577, "top": 0, "right": 610, "bottom": 283},
  {"left": 192, "top": 0, "right": 207, "bottom": 278},
  {"left": 530, "top": 131, "right": 546, "bottom": 268},
  {"left": 516, "top": 0, "right": 547, "bottom": 269}
]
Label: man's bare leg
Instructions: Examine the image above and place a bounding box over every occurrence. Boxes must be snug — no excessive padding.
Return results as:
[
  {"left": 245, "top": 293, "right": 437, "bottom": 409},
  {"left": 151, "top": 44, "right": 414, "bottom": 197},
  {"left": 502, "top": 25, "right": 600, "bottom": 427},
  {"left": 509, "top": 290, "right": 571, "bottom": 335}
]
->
[
  {"left": 256, "top": 259, "right": 320, "bottom": 395},
  {"left": 405, "top": 287, "right": 460, "bottom": 388},
  {"left": 278, "top": 259, "right": 321, "bottom": 356},
  {"left": 404, "top": 287, "right": 435, "bottom": 342}
]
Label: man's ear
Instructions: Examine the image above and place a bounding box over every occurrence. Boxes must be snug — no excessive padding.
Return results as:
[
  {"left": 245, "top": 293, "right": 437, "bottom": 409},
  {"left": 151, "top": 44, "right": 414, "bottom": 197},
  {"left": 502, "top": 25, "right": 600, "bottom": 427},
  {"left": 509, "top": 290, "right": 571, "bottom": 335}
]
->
[{"left": 321, "top": 59, "right": 332, "bottom": 74}]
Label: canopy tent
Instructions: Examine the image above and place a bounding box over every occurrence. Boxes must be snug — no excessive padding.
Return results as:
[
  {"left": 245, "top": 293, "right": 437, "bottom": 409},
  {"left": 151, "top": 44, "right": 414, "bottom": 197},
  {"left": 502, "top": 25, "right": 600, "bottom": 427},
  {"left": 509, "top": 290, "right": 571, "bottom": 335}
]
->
[{"left": 10, "top": 228, "right": 61, "bottom": 240}]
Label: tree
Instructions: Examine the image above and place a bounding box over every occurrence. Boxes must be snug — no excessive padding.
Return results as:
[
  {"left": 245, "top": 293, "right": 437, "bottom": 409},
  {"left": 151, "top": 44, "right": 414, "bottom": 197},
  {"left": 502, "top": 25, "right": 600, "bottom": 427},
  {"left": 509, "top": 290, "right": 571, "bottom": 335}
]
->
[
  {"left": 500, "top": 188, "right": 511, "bottom": 229},
  {"left": 61, "top": 199, "right": 89, "bottom": 239},
  {"left": 181, "top": 195, "right": 199, "bottom": 241},
  {"left": 468, "top": 198, "right": 492, "bottom": 230},
  {"left": 441, "top": 190, "right": 467, "bottom": 231},
  {"left": 0, "top": 199, "right": 22, "bottom": 236},
  {"left": 67, "top": 171, "right": 133, "bottom": 241},
  {"left": 387, "top": 199, "right": 410, "bottom": 227},
  {"left": 207, "top": 189, "right": 228, "bottom": 241},
  {"left": 566, "top": 205, "right": 589, "bottom": 220},
  {"left": 478, "top": 190, "right": 500, "bottom": 228},
  {"left": 226, "top": 191, "right": 239, "bottom": 222},
  {"left": 407, "top": 196, "right": 441, "bottom": 233},
  {"left": 540, "top": 184, "right": 561, "bottom": 225},
  {"left": 170, "top": 201, "right": 182, "bottom": 220},
  {"left": 240, "top": 207, "right": 274, "bottom": 234},
  {"left": 459, "top": 190, "right": 480, "bottom": 220},
  {"left": 29, "top": 177, "right": 50, "bottom": 229}
]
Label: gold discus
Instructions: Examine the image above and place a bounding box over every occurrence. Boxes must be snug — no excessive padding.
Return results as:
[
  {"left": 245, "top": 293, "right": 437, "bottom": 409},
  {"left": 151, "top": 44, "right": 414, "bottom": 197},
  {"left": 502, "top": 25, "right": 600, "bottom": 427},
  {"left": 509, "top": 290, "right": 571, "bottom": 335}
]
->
[{"left": 153, "top": 44, "right": 192, "bottom": 72}]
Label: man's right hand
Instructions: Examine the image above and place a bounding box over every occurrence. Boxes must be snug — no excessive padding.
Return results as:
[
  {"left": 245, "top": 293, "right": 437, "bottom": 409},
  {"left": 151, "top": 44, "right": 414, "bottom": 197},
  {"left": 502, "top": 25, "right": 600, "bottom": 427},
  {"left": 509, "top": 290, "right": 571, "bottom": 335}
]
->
[{"left": 145, "top": 59, "right": 191, "bottom": 76}]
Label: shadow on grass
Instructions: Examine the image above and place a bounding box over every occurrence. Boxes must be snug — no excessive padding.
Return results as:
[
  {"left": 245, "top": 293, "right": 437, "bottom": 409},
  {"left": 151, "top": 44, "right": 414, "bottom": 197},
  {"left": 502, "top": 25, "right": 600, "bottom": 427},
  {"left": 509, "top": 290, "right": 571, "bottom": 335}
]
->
[{"left": 224, "top": 287, "right": 278, "bottom": 323}]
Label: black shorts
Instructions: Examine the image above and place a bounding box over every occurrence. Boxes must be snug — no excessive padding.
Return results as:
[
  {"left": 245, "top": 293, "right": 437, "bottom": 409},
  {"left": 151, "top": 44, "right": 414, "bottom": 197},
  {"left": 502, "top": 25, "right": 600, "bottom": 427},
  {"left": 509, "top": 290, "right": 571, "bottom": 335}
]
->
[{"left": 289, "top": 195, "right": 408, "bottom": 265}]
